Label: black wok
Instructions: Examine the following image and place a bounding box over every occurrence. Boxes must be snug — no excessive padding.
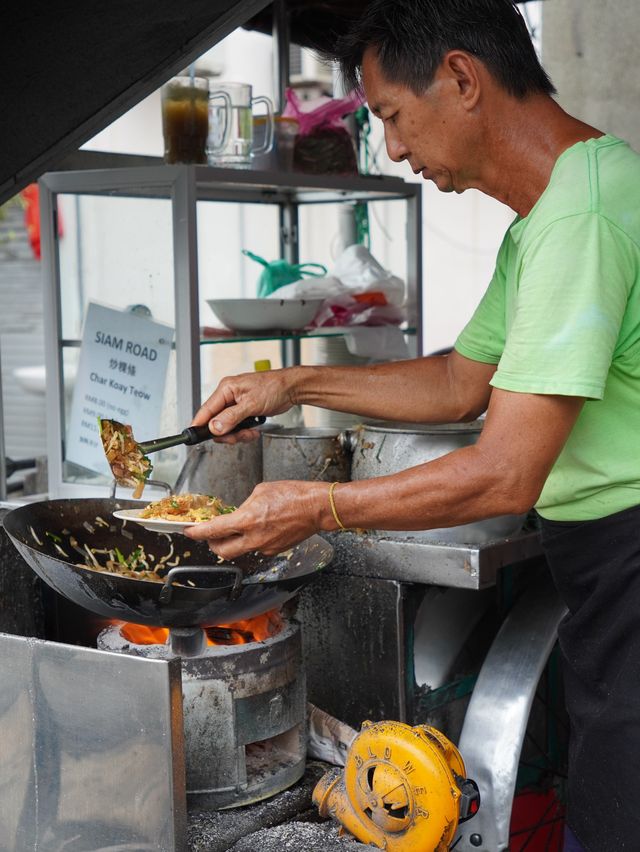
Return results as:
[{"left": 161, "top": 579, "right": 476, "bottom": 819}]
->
[{"left": 3, "top": 498, "right": 333, "bottom": 628}]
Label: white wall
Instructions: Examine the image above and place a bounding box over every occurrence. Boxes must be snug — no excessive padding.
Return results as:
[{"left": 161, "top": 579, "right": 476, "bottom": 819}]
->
[{"left": 542, "top": 0, "right": 640, "bottom": 151}]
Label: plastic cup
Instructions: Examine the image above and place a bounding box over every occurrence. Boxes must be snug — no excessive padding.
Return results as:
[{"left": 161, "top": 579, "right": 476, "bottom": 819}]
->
[{"left": 208, "top": 82, "right": 274, "bottom": 168}]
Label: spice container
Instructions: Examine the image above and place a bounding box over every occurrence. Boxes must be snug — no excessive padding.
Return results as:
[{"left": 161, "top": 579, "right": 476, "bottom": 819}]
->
[{"left": 293, "top": 125, "right": 358, "bottom": 175}]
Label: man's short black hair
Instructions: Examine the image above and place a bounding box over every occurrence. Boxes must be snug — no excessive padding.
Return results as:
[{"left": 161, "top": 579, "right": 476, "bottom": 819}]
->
[{"left": 330, "top": 0, "right": 556, "bottom": 99}]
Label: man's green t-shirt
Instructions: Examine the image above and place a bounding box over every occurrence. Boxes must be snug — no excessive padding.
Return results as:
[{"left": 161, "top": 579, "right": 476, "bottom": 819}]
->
[{"left": 455, "top": 134, "right": 640, "bottom": 521}]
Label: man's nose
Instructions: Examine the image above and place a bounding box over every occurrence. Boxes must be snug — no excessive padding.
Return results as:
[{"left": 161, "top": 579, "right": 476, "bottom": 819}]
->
[{"left": 385, "top": 128, "right": 409, "bottom": 163}]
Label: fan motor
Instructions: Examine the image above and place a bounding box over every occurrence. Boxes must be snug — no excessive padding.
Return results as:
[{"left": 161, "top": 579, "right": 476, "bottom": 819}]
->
[{"left": 313, "top": 720, "right": 480, "bottom": 851}]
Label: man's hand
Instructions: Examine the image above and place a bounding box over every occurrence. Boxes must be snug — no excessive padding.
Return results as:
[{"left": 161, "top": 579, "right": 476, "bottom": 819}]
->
[
  {"left": 191, "top": 367, "right": 299, "bottom": 443},
  {"left": 184, "top": 480, "right": 330, "bottom": 559}
]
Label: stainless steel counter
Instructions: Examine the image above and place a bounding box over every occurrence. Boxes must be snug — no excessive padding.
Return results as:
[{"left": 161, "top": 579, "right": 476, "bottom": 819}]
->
[{"left": 324, "top": 527, "right": 542, "bottom": 590}]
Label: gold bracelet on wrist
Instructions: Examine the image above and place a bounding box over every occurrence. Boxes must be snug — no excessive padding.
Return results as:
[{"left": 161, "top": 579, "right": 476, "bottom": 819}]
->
[{"left": 328, "top": 481, "right": 348, "bottom": 531}]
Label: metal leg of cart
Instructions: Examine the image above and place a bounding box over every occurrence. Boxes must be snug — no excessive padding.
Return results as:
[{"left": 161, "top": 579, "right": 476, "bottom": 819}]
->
[{"left": 454, "top": 570, "right": 567, "bottom": 851}]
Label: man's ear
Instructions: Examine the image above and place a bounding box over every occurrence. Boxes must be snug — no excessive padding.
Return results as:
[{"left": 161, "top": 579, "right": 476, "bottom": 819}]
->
[{"left": 444, "top": 50, "right": 481, "bottom": 110}]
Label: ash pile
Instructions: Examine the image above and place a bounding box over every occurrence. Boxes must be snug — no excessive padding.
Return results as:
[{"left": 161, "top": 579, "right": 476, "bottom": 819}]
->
[{"left": 188, "top": 762, "right": 373, "bottom": 852}]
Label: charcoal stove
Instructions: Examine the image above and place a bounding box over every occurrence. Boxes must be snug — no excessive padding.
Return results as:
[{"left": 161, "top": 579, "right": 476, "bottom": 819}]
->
[
  {"left": 0, "top": 499, "right": 334, "bottom": 850},
  {"left": 97, "top": 614, "right": 307, "bottom": 810}
]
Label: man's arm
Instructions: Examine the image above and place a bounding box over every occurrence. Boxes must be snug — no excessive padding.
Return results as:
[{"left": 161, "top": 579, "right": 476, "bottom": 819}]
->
[
  {"left": 192, "top": 351, "right": 498, "bottom": 437},
  {"left": 293, "top": 351, "right": 497, "bottom": 422},
  {"left": 331, "top": 387, "right": 584, "bottom": 529},
  {"left": 186, "top": 387, "right": 585, "bottom": 558}
]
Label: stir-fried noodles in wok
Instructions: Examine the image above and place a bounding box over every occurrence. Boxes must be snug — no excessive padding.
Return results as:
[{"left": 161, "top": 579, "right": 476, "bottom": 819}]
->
[
  {"left": 82, "top": 540, "right": 170, "bottom": 581},
  {"left": 32, "top": 516, "right": 180, "bottom": 583}
]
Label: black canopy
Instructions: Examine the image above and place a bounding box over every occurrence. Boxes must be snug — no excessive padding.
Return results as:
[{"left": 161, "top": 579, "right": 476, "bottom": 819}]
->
[{"left": 0, "top": 0, "right": 270, "bottom": 205}]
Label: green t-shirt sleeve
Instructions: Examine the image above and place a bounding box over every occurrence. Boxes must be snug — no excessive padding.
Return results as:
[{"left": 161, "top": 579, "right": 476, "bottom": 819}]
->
[{"left": 491, "top": 213, "right": 633, "bottom": 400}]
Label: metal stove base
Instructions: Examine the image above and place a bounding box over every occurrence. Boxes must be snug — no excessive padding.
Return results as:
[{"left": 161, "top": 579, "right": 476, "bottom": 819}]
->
[
  {"left": 98, "top": 618, "right": 307, "bottom": 811},
  {"left": 0, "top": 624, "right": 308, "bottom": 851},
  {"left": 189, "top": 755, "right": 306, "bottom": 812}
]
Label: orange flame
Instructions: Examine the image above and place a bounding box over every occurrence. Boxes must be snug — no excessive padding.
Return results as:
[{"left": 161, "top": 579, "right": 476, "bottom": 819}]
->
[{"left": 120, "top": 609, "right": 283, "bottom": 646}]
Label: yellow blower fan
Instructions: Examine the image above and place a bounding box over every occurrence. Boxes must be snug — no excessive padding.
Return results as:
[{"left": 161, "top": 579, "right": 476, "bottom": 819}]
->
[{"left": 313, "top": 720, "right": 479, "bottom": 851}]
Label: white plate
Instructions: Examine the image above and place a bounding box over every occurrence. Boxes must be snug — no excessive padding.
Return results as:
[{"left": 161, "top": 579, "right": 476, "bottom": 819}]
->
[
  {"left": 206, "top": 298, "right": 324, "bottom": 332},
  {"left": 113, "top": 508, "right": 205, "bottom": 534}
]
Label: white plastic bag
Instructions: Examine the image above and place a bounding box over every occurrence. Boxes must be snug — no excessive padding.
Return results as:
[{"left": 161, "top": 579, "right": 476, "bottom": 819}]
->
[
  {"left": 267, "top": 244, "right": 407, "bottom": 327},
  {"left": 307, "top": 703, "right": 357, "bottom": 766},
  {"left": 268, "top": 275, "right": 344, "bottom": 301},
  {"left": 332, "top": 244, "right": 406, "bottom": 307},
  {"left": 343, "top": 326, "right": 410, "bottom": 359}
]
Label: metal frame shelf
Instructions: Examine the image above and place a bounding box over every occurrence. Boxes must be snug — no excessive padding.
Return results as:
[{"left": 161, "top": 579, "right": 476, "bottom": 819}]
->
[
  {"left": 41, "top": 165, "right": 420, "bottom": 204},
  {"left": 39, "top": 163, "right": 422, "bottom": 497},
  {"left": 58, "top": 327, "right": 418, "bottom": 349}
]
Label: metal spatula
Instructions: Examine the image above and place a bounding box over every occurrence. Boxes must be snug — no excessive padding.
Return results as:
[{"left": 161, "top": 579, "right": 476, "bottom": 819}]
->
[{"left": 99, "top": 416, "right": 265, "bottom": 497}]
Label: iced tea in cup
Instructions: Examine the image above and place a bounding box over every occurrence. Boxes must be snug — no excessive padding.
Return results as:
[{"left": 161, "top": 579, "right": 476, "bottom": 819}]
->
[{"left": 161, "top": 76, "right": 209, "bottom": 164}]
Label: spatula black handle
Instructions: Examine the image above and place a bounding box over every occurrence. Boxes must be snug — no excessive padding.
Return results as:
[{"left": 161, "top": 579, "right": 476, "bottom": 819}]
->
[
  {"left": 181, "top": 416, "right": 266, "bottom": 445},
  {"left": 138, "top": 416, "right": 267, "bottom": 454}
]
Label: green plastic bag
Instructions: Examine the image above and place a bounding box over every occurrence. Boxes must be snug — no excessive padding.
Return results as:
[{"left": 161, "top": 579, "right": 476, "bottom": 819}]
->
[{"left": 242, "top": 249, "right": 327, "bottom": 298}]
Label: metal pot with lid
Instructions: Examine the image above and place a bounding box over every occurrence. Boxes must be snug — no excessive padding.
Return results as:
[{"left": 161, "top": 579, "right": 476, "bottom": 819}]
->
[{"left": 349, "top": 420, "right": 526, "bottom": 545}]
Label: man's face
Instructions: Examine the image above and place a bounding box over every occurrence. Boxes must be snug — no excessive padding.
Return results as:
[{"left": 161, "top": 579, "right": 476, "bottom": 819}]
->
[{"left": 361, "top": 47, "right": 475, "bottom": 194}]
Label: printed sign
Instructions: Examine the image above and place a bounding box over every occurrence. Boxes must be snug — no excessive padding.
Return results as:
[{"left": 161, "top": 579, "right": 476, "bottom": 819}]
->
[{"left": 66, "top": 302, "right": 174, "bottom": 476}]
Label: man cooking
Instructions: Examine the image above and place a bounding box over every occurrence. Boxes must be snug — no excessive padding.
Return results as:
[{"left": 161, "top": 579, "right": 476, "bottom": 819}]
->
[{"left": 185, "top": 1, "right": 640, "bottom": 848}]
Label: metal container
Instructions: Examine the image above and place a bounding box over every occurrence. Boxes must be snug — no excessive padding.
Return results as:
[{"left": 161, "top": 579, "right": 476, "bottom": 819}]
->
[
  {"left": 175, "top": 439, "right": 262, "bottom": 506},
  {"left": 350, "top": 421, "right": 525, "bottom": 544},
  {"left": 262, "top": 427, "right": 351, "bottom": 483}
]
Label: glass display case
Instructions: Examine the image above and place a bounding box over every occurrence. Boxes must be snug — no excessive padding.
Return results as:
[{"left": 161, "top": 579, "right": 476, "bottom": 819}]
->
[{"left": 39, "top": 163, "right": 422, "bottom": 496}]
